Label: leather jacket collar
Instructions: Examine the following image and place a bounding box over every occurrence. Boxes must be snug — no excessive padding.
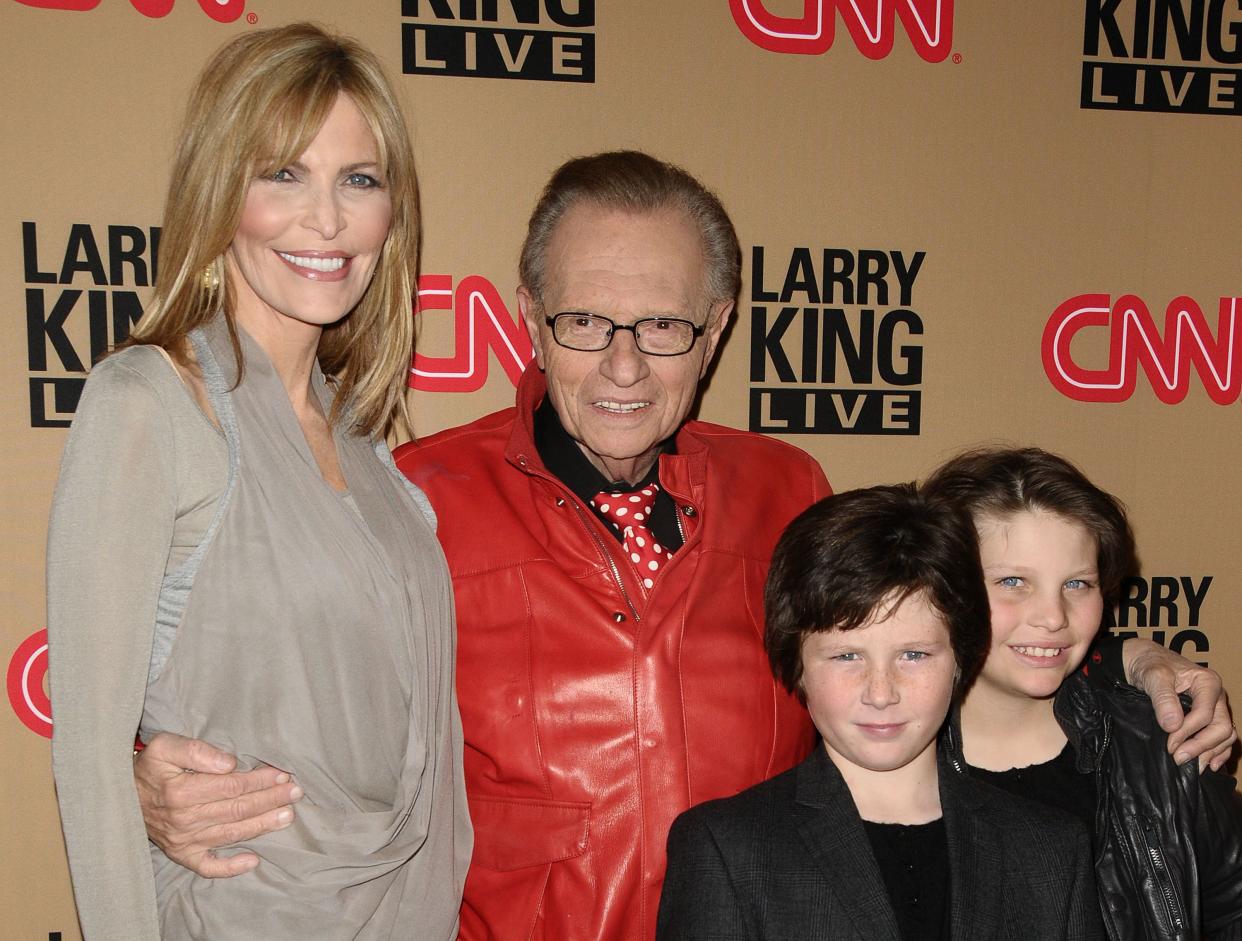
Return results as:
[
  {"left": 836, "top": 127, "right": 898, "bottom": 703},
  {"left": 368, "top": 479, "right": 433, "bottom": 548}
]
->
[{"left": 502, "top": 366, "right": 710, "bottom": 510}]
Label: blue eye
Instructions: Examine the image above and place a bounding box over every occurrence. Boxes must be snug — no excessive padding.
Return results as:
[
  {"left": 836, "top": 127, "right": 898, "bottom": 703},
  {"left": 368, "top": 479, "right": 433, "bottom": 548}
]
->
[
  {"left": 832, "top": 652, "right": 860, "bottom": 662},
  {"left": 269, "top": 168, "right": 295, "bottom": 183},
  {"left": 346, "top": 172, "right": 382, "bottom": 188},
  {"left": 900, "top": 650, "right": 929, "bottom": 662},
  {"left": 997, "top": 576, "right": 1023, "bottom": 588},
  {"left": 1065, "top": 578, "right": 1095, "bottom": 591}
]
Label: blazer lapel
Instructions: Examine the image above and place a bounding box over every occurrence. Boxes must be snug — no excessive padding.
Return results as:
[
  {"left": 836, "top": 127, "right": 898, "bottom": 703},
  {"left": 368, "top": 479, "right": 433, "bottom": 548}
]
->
[
  {"left": 793, "top": 749, "right": 903, "bottom": 941},
  {"left": 940, "top": 750, "right": 1005, "bottom": 940}
]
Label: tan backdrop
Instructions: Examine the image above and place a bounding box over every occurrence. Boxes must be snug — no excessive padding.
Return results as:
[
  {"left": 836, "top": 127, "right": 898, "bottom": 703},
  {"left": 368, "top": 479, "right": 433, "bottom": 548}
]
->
[{"left": 3, "top": 1, "right": 1238, "bottom": 936}]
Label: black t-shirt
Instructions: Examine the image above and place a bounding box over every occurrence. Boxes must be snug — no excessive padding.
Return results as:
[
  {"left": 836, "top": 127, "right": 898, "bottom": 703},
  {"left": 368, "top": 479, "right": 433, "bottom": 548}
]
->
[
  {"left": 967, "top": 741, "right": 1098, "bottom": 836},
  {"left": 862, "top": 817, "right": 951, "bottom": 941}
]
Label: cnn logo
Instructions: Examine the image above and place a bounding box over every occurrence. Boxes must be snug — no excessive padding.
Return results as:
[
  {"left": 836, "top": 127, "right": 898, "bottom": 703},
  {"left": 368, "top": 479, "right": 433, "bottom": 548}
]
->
[{"left": 13, "top": 0, "right": 245, "bottom": 22}]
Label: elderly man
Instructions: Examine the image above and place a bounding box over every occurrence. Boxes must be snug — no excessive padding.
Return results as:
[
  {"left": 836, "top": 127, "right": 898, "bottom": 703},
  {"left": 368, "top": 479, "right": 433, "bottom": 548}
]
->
[
  {"left": 133, "top": 152, "right": 1235, "bottom": 940},
  {"left": 390, "top": 153, "right": 826, "bottom": 938}
]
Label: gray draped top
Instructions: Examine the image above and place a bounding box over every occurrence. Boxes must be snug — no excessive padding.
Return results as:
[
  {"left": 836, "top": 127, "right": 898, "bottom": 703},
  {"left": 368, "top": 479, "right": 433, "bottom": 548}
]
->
[{"left": 48, "top": 318, "right": 471, "bottom": 940}]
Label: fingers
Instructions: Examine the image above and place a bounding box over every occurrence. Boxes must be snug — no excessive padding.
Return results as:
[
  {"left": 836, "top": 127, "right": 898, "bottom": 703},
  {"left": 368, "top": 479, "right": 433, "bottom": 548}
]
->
[
  {"left": 1206, "top": 731, "right": 1238, "bottom": 773},
  {"left": 163, "top": 778, "right": 303, "bottom": 834},
  {"left": 1123, "top": 644, "right": 1186, "bottom": 733},
  {"left": 137, "top": 752, "right": 303, "bottom": 880},
  {"left": 1181, "top": 724, "right": 1237, "bottom": 770},
  {"left": 181, "top": 850, "right": 261, "bottom": 880},
  {"left": 168, "top": 807, "right": 297, "bottom": 876},
  {"left": 152, "top": 789, "right": 301, "bottom": 878},
  {"left": 143, "top": 732, "right": 238, "bottom": 773},
  {"left": 1143, "top": 677, "right": 1186, "bottom": 735},
  {"left": 171, "top": 849, "right": 263, "bottom": 883},
  {"left": 180, "top": 736, "right": 243, "bottom": 773},
  {"left": 1167, "top": 669, "right": 1228, "bottom": 761},
  {"left": 163, "top": 765, "right": 293, "bottom": 810}
]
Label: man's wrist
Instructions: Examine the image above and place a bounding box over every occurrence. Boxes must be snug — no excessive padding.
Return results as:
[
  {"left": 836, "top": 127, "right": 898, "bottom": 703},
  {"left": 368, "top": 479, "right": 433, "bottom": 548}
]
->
[{"left": 1084, "top": 634, "right": 1128, "bottom": 687}]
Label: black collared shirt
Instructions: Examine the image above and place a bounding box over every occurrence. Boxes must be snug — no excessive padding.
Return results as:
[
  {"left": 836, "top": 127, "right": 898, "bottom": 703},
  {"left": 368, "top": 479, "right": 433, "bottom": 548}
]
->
[{"left": 533, "top": 397, "right": 684, "bottom": 553}]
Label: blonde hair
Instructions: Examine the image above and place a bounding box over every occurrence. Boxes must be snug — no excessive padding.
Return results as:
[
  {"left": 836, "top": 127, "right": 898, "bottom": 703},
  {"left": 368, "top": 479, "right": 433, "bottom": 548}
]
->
[{"left": 128, "top": 22, "right": 418, "bottom": 436}]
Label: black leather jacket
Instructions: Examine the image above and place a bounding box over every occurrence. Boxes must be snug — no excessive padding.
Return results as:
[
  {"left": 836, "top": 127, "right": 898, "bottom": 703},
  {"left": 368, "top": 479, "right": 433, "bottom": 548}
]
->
[{"left": 949, "top": 675, "right": 1242, "bottom": 940}]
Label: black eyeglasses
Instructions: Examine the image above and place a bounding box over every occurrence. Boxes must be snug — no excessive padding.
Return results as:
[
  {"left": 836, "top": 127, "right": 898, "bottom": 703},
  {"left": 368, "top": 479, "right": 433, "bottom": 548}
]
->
[{"left": 545, "top": 312, "right": 706, "bottom": 356}]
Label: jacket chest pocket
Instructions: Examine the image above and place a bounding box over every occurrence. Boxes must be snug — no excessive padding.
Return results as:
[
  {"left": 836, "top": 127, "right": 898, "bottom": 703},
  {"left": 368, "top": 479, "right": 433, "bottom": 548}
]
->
[{"left": 468, "top": 794, "right": 591, "bottom": 871}]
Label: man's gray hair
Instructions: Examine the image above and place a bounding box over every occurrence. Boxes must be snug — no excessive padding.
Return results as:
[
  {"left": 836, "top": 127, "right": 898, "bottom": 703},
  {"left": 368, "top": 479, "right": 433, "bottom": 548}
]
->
[{"left": 519, "top": 150, "right": 741, "bottom": 308}]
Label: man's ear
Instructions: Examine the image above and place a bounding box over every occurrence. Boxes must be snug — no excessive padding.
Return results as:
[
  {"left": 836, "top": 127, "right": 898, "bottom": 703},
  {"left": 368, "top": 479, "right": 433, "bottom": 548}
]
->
[
  {"left": 699, "top": 300, "right": 734, "bottom": 378},
  {"left": 517, "top": 285, "right": 547, "bottom": 370}
]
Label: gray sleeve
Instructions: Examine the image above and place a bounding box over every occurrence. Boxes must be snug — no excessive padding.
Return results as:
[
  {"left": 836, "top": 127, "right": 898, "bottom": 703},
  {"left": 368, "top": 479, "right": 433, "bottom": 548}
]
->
[
  {"left": 47, "top": 357, "right": 174, "bottom": 941},
  {"left": 374, "top": 438, "right": 437, "bottom": 531}
]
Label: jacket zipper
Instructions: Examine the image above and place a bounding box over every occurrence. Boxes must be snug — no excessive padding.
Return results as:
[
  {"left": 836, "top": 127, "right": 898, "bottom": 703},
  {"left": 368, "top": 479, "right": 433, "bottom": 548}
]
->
[
  {"left": 1138, "top": 816, "right": 1186, "bottom": 934},
  {"left": 1093, "top": 707, "right": 1187, "bottom": 940},
  {"left": 943, "top": 722, "right": 965, "bottom": 774},
  {"left": 1091, "top": 718, "right": 1124, "bottom": 941},
  {"left": 566, "top": 497, "right": 641, "bottom": 623}
]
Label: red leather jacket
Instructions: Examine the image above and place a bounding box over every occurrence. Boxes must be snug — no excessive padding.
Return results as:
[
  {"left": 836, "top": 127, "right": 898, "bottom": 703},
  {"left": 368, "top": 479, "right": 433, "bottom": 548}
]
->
[{"left": 394, "top": 371, "right": 827, "bottom": 940}]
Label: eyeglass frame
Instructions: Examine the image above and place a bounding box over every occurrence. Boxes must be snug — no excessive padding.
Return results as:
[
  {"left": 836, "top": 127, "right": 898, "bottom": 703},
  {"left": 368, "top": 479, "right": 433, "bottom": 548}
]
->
[{"left": 543, "top": 312, "right": 707, "bottom": 357}]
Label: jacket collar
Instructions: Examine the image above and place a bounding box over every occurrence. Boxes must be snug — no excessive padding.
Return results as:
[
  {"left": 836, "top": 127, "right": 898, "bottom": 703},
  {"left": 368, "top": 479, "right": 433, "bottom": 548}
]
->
[
  {"left": 502, "top": 366, "right": 551, "bottom": 475},
  {"left": 1053, "top": 672, "right": 1112, "bottom": 773},
  {"left": 937, "top": 743, "right": 1007, "bottom": 939},
  {"left": 793, "top": 741, "right": 1007, "bottom": 940},
  {"left": 792, "top": 748, "right": 903, "bottom": 941}
]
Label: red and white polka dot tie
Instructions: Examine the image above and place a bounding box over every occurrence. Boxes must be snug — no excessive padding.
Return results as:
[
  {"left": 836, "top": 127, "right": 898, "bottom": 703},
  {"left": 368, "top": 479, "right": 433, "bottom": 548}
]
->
[{"left": 591, "top": 484, "right": 668, "bottom": 592}]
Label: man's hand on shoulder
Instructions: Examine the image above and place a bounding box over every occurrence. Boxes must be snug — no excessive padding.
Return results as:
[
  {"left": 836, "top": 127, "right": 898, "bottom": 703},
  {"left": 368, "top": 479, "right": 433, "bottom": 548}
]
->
[
  {"left": 1122, "top": 638, "right": 1238, "bottom": 772},
  {"left": 135, "top": 732, "right": 303, "bottom": 877}
]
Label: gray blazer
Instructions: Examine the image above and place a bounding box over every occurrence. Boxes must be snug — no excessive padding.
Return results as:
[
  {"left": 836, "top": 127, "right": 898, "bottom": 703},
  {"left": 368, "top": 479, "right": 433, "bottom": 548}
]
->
[{"left": 657, "top": 745, "right": 1104, "bottom": 940}]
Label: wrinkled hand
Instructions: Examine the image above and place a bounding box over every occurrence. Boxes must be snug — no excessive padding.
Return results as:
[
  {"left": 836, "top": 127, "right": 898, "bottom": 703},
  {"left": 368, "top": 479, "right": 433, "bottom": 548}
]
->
[
  {"left": 134, "top": 732, "right": 302, "bottom": 877},
  {"left": 1123, "top": 638, "right": 1237, "bottom": 771}
]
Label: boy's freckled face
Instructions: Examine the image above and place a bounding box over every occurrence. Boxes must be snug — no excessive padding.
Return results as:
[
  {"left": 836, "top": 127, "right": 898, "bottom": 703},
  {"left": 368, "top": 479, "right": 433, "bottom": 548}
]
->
[{"left": 801, "top": 592, "right": 958, "bottom": 775}]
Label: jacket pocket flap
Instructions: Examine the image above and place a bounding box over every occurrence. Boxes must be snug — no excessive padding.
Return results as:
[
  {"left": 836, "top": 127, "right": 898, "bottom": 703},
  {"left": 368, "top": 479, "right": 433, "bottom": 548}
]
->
[{"left": 468, "top": 795, "right": 591, "bottom": 872}]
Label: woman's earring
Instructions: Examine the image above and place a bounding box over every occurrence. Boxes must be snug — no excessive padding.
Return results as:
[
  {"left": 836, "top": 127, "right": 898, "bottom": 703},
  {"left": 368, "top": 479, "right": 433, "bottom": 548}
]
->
[{"left": 201, "top": 262, "right": 221, "bottom": 293}]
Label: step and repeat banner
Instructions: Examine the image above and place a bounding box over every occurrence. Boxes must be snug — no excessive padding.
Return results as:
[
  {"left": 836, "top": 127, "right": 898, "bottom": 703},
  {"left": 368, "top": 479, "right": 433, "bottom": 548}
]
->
[{"left": 3, "top": 1, "right": 1238, "bottom": 936}]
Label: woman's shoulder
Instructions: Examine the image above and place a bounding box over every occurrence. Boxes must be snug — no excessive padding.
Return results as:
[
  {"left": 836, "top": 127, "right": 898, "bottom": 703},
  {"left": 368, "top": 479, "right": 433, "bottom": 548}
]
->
[
  {"left": 68, "top": 345, "right": 225, "bottom": 471},
  {"left": 81, "top": 344, "right": 217, "bottom": 424},
  {"left": 79, "top": 345, "right": 187, "bottom": 410}
]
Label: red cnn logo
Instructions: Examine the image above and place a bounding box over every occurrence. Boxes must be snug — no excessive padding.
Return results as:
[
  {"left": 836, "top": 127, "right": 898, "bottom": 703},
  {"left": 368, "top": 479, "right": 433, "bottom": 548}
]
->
[
  {"left": 7, "top": 629, "right": 52, "bottom": 739},
  {"left": 13, "top": 0, "right": 245, "bottom": 22},
  {"left": 411, "top": 274, "right": 533, "bottom": 393},
  {"left": 729, "top": 0, "right": 953, "bottom": 61},
  {"left": 1042, "top": 294, "right": 1240, "bottom": 405}
]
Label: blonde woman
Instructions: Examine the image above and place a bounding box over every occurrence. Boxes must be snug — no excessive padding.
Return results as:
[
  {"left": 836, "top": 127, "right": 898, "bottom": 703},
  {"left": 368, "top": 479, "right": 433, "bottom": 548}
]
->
[{"left": 47, "top": 23, "right": 470, "bottom": 940}]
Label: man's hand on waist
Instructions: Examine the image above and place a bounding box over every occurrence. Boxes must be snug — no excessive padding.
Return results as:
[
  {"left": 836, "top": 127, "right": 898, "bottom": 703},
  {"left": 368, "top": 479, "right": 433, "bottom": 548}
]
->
[{"left": 135, "top": 731, "right": 302, "bottom": 878}]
